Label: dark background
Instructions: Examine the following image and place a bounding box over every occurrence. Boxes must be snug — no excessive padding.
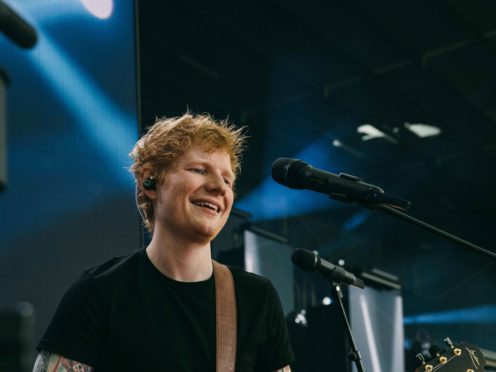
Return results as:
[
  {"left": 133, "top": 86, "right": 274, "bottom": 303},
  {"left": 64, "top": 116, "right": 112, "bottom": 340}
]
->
[
  {"left": 138, "top": 0, "right": 496, "bottom": 356},
  {"left": 1, "top": 0, "right": 495, "bottom": 370}
]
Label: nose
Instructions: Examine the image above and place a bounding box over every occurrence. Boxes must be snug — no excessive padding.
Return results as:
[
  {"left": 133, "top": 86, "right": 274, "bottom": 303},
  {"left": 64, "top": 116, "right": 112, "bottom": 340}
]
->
[{"left": 205, "top": 172, "right": 228, "bottom": 195}]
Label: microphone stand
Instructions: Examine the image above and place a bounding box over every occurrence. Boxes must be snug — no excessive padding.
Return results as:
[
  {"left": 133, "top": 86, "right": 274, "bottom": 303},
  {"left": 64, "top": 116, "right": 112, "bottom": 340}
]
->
[
  {"left": 376, "top": 204, "right": 496, "bottom": 260},
  {"left": 329, "top": 282, "right": 365, "bottom": 372}
]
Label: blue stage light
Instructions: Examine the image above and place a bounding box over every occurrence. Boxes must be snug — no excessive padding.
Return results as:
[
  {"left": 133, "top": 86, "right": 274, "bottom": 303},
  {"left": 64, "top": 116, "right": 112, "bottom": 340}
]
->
[
  {"left": 0, "top": 0, "right": 137, "bottom": 250},
  {"left": 4, "top": 0, "right": 112, "bottom": 22},
  {"left": 343, "top": 211, "right": 370, "bottom": 231},
  {"left": 404, "top": 305, "right": 496, "bottom": 324},
  {"left": 236, "top": 134, "right": 368, "bottom": 223},
  {"left": 81, "top": 0, "right": 113, "bottom": 19},
  {"left": 1, "top": 1, "right": 136, "bottom": 183},
  {"left": 26, "top": 33, "right": 137, "bottom": 185}
]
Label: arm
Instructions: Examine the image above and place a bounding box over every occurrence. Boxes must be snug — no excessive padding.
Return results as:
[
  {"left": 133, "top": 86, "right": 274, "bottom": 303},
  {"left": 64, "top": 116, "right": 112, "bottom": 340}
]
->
[{"left": 33, "top": 350, "right": 93, "bottom": 372}]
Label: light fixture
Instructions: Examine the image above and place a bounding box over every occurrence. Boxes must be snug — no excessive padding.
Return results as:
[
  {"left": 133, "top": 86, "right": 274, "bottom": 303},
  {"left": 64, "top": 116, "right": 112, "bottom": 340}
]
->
[
  {"left": 404, "top": 122, "right": 441, "bottom": 138},
  {"left": 294, "top": 309, "right": 308, "bottom": 326},
  {"left": 80, "top": 0, "right": 113, "bottom": 19},
  {"left": 332, "top": 138, "right": 364, "bottom": 157},
  {"left": 357, "top": 124, "right": 398, "bottom": 144}
]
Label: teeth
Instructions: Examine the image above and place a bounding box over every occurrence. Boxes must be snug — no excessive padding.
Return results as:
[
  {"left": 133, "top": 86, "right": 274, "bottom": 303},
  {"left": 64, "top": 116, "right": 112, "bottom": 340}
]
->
[{"left": 193, "top": 201, "right": 219, "bottom": 212}]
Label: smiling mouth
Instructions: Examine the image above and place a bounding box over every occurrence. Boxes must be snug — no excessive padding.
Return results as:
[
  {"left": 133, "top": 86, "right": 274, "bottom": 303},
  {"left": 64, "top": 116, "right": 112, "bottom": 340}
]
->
[{"left": 191, "top": 200, "right": 221, "bottom": 213}]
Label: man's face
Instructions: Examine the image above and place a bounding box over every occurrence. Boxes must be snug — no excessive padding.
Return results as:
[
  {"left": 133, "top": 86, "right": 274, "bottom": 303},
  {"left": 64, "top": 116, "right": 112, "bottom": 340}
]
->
[{"left": 152, "top": 145, "right": 235, "bottom": 244}]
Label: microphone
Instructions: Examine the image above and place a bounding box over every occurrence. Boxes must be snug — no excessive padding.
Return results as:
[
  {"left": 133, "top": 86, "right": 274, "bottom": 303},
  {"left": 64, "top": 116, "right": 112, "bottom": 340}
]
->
[
  {"left": 291, "top": 249, "right": 364, "bottom": 288},
  {"left": 0, "top": 1, "right": 38, "bottom": 49},
  {"left": 271, "top": 157, "right": 410, "bottom": 210}
]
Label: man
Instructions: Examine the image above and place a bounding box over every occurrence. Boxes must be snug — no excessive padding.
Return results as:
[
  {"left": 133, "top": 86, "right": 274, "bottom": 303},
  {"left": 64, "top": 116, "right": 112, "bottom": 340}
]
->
[{"left": 34, "top": 113, "right": 294, "bottom": 371}]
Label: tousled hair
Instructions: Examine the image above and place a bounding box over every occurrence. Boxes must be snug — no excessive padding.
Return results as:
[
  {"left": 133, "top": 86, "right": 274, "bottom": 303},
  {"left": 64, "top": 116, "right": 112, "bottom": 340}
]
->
[{"left": 129, "top": 112, "right": 247, "bottom": 232}]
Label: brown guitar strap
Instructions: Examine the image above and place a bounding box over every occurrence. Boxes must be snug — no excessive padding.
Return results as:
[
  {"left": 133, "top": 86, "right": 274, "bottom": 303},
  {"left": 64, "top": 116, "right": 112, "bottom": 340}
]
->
[{"left": 212, "top": 260, "right": 237, "bottom": 372}]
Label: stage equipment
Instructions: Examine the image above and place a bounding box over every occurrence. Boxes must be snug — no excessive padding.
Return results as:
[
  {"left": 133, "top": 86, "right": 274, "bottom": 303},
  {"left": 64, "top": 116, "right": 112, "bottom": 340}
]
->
[
  {"left": 480, "top": 347, "right": 496, "bottom": 369},
  {"left": 0, "top": 1, "right": 38, "bottom": 191},
  {"left": 414, "top": 337, "right": 485, "bottom": 372},
  {"left": 292, "top": 249, "right": 365, "bottom": 372},
  {"left": 292, "top": 248, "right": 364, "bottom": 288},
  {"left": 0, "top": 0, "right": 37, "bottom": 48},
  {"left": 217, "top": 224, "right": 295, "bottom": 316},
  {"left": 289, "top": 266, "right": 404, "bottom": 372},
  {"left": 272, "top": 157, "right": 410, "bottom": 210},
  {"left": 272, "top": 157, "right": 496, "bottom": 260},
  {"left": 0, "top": 302, "right": 34, "bottom": 372}
]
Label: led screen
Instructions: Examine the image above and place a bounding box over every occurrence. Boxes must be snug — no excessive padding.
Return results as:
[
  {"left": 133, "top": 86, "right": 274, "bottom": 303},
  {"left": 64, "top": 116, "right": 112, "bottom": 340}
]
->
[{"left": 0, "top": 0, "right": 140, "bottom": 362}]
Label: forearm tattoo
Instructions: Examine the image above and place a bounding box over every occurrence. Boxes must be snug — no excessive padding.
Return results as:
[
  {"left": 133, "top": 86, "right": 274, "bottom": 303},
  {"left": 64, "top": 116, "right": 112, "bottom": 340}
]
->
[{"left": 33, "top": 351, "right": 93, "bottom": 372}]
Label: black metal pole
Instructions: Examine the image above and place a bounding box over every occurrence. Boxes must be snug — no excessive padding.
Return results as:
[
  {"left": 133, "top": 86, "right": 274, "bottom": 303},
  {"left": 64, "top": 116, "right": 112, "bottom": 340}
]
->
[
  {"left": 377, "top": 204, "right": 496, "bottom": 260},
  {"left": 330, "top": 283, "right": 366, "bottom": 372}
]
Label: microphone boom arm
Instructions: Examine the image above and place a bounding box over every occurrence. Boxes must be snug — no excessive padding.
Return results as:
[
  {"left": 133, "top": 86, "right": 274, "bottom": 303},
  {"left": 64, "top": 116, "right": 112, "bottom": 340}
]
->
[{"left": 378, "top": 204, "right": 496, "bottom": 260}]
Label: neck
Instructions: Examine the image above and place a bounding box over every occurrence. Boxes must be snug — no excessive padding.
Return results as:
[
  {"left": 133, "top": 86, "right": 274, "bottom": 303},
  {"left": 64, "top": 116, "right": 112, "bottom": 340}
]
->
[{"left": 146, "top": 226, "right": 213, "bottom": 282}]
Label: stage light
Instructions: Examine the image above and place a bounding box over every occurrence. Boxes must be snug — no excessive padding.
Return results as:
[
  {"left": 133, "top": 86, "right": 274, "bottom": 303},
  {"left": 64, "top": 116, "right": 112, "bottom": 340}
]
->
[
  {"left": 27, "top": 33, "right": 136, "bottom": 182},
  {"left": 294, "top": 309, "right": 307, "bottom": 326},
  {"left": 404, "top": 305, "right": 496, "bottom": 324},
  {"left": 404, "top": 122, "right": 441, "bottom": 138},
  {"left": 358, "top": 124, "right": 386, "bottom": 140},
  {"left": 236, "top": 135, "right": 351, "bottom": 220},
  {"left": 0, "top": 0, "right": 137, "bottom": 250},
  {"left": 3, "top": 0, "right": 112, "bottom": 22},
  {"left": 332, "top": 138, "right": 364, "bottom": 157},
  {"left": 357, "top": 124, "right": 398, "bottom": 144},
  {"left": 80, "top": 0, "right": 113, "bottom": 19},
  {"left": 322, "top": 297, "right": 332, "bottom": 306},
  {"left": 343, "top": 211, "right": 370, "bottom": 231}
]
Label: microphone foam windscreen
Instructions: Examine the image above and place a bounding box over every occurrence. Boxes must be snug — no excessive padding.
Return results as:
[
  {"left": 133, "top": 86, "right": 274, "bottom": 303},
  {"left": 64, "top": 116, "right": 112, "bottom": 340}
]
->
[
  {"left": 271, "top": 158, "right": 293, "bottom": 184},
  {"left": 291, "top": 249, "right": 317, "bottom": 272},
  {"left": 271, "top": 158, "right": 307, "bottom": 188}
]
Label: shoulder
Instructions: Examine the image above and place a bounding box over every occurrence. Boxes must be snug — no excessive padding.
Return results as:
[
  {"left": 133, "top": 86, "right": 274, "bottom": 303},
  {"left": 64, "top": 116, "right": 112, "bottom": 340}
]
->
[
  {"left": 85, "top": 249, "right": 144, "bottom": 277},
  {"left": 66, "top": 249, "right": 143, "bottom": 299},
  {"left": 228, "top": 265, "right": 271, "bottom": 287},
  {"left": 227, "top": 265, "right": 278, "bottom": 300},
  {"left": 81, "top": 249, "right": 143, "bottom": 286}
]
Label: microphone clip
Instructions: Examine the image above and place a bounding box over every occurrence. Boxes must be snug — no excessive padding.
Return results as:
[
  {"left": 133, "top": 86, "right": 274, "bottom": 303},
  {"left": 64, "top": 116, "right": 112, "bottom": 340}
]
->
[{"left": 330, "top": 172, "right": 411, "bottom": 211}]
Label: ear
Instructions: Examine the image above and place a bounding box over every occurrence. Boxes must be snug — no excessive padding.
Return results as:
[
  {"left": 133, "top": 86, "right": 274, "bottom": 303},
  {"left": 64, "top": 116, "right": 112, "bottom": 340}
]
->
[{"left": 140, "top": 169, "right": 157, "bottom": 200}]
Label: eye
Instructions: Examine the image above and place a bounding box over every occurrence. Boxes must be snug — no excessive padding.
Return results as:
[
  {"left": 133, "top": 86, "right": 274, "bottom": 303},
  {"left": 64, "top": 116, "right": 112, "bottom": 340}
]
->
[
  {"left": 224, "top": 178, "right": 233, "bottom": 188},
  {"left": 189, "top": 168, "right": 207, "bottom": 175}
]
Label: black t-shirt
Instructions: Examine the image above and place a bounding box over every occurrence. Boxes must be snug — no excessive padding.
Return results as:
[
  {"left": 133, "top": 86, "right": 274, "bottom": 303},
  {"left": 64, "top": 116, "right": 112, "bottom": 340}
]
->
[{"left": 38, "top": 249, "right": 294, "bottom": 371}]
